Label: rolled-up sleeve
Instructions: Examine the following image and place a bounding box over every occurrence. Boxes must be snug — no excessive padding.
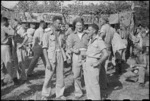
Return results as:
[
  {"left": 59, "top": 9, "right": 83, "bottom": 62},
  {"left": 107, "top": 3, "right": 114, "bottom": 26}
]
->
[{"left": 42, "top": 33, "right": 49, "bottom": 49}]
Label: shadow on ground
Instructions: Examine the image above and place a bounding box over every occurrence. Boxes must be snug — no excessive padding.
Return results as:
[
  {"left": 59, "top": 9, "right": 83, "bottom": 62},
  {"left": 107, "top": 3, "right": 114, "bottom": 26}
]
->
[{"left": 4, "top": 84, "right": 43, "bottom": 100}]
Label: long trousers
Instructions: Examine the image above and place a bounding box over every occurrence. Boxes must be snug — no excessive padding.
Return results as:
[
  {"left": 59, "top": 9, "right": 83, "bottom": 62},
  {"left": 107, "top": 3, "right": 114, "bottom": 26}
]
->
[
  {"left": 83, "top": 57, "right": 101, "bottom": 100},
  {"left": 1, "top": 45, "right": 17, "bottom": 80},
  {"left": 72, "top": 53, "right": 84, "bottom": 97},
  {"left": 27, "top": 44, "right": 46, "bottom": 76},
  {"left": 42, "top": 51, "right": 65, "bottom": 98}
]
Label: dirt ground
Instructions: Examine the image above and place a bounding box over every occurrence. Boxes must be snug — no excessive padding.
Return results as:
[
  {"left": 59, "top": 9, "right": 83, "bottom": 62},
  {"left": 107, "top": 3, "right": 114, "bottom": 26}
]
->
[{"left": 1, "top": 58, "right": 149, "bottom": 100}]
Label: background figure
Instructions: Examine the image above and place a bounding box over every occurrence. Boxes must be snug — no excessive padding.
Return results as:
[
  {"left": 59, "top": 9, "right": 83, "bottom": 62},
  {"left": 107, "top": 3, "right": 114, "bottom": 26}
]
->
[
  {"left": 16, "top": 23, "right": 28, "bottom": 81},
  {"left": 99, "top": 17, "right": 115, "bottom": 71},
  {"left": 99, "top": 17, "right": 115, "bottom": 89},
  {"left": 112, "top": 25, "right": 127, "bottom": 74},
  {"left": 26, "top": 21, "right": 46, "bottom": 77},
  {"left": 25, "top": 23, "right": 36, "bottom": 56},
  {"left": 1, "top": 17, "right": 20, "bottom": 85},
  {"left": 117, "top": 24, "right": 128, "bottom": 61}
]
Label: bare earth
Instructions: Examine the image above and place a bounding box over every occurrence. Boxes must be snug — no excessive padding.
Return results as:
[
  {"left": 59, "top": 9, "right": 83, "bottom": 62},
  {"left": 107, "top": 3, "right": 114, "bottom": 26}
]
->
[{"left": 1, "top": 58, "right": 149, "bottom": 100}]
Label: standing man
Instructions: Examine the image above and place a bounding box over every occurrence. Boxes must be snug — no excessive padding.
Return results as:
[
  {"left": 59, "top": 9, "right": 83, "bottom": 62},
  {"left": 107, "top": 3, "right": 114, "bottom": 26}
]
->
[
  {"left": 26, "top": 21, "right": 46, "bottom": 77},
  {"left": 99, "top": 17, "right": 115, "bottom": 70},
  {"left": 67, "top": 17, "right": 89, "bottom": 99},
  {"left": 84, "top": 23, "right": 108, "bottom": 100},
  {"left": 1, "top": 17, "right": 20, "bottom": 85},
  {"left": 99, "top": 17, "right": 115, "bottom": 90},
  {"left": 41, "top": 16, "right": 66, "bottom": 100},
  {"left": 15, "top": 23, "right": 28, "bottom": 82}
]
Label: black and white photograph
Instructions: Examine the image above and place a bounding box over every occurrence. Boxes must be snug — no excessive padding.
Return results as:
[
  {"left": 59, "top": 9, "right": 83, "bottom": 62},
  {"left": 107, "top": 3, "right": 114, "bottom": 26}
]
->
[{"left": 1, "top": 1, "right": 149, "bottom": 100}]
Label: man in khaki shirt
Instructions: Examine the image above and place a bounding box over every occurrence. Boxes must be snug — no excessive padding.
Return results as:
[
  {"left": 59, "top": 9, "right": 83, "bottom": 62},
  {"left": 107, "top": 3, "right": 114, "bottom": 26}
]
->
[
  {"left": 84, "top": 24, "right": 108, "bottom": 100},
  {"left": 41, "top": 16, "right": 66, "bottom": 100}
]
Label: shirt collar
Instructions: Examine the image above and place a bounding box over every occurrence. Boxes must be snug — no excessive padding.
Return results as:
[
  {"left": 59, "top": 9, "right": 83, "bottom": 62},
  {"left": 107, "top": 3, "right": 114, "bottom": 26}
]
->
[
  {"left": 74, "top": 30, "right": 87, "bottom": 36},
  {"left": 91, "top": 35, "right": 99, "bottom": 40},
  {"left": 89, "top": 35, "right": 101, "bottom": 44}
]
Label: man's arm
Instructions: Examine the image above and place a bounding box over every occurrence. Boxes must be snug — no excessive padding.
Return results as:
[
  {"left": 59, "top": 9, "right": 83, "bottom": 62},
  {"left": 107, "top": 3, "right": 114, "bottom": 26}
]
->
[
  {"left": 93, "top": 39, "right": 108, "bottom": 67},
  {"left": 98, "top": 49, "right": 109, "bottom": 66},
  {"left": 42, "top": 33, "right": 52, "bottom": 70},
  {"left": 99, "top": 26, "right": 106, "bottom": 40}
]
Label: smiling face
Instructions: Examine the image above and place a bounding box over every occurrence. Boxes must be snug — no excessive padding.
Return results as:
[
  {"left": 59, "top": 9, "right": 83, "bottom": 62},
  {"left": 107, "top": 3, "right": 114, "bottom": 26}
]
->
[{"left": 75, "top": 22, "right": 83, "bottom": 32}]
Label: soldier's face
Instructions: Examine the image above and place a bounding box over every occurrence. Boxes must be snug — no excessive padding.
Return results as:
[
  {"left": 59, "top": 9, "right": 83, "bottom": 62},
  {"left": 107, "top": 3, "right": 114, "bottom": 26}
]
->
[
  {"left": 75, "top": 22, "right": 83, "bottom": 32},
  {"left": 54, "top": 19, "right": 62, "bottom": 30},
  {"left": 88, "top": 26, "right": 95, "bottom": 37}
]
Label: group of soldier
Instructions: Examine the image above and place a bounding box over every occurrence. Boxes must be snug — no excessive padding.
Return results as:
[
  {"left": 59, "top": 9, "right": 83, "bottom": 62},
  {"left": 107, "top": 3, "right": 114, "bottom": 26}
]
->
[{"left": 1, "top": 14, "right": 149, "bottom": 100}]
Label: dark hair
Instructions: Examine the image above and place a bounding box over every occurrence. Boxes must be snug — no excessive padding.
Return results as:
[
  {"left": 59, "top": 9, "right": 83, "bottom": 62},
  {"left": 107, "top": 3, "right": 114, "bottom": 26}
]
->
[
  {"left": 52, "top": 16, "right": 62, "bottom": 22},
  {"left": 72, "top": 17, "right": 84, "bottom": 31},
  {"left": 89, "top": 23, "right": 99, "bottom": 34},
  {"left": 40, "top": 20, "right": 45, "bottom": 24},
  {"left": 1, "top": 17, "right": 8, "bottom": 23}
]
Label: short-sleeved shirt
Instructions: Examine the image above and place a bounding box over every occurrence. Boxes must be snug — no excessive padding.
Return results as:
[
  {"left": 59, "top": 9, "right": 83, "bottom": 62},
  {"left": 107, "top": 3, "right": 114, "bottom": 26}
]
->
[
  {"left": 67, "top": 31, "right": 89, "bottom": 50},
  {"left": 1, "top": 26, "right": 15, "bottom": 45},
  {"left": 33, "top": 27, "right": 44, "bottom": 46},
  {"left": 42, "top": 27, "right": 65, "bottom": 63},
  {"left": 86, "top": 36, "right": 107, "bottom": 59},
  {"left": 26, "top": 28, "right": 35, "bottom": 37},
  {"left": 100, "top": 24, "right": 115, "bottom": 48},
  {"left": 26, "top": 28, "right": 35, "bottom": 43}
]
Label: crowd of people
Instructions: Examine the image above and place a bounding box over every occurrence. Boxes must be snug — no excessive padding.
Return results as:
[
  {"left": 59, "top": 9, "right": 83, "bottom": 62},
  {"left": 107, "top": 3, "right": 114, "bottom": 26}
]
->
[{"left": 1, "top": 14, "right": 149, "bottom": 100}]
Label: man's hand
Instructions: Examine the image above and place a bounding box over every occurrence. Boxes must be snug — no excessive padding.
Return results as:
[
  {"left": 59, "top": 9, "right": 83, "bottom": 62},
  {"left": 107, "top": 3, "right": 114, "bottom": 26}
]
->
[{"left": 46, "top": 63, "right": 52, "bottom": 71}]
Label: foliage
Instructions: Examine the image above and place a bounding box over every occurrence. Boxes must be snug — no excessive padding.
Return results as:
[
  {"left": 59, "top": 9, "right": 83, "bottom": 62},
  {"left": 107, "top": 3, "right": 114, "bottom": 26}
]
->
[{"left": 10, "top": 1, "right": 149, "bottom": 27}]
